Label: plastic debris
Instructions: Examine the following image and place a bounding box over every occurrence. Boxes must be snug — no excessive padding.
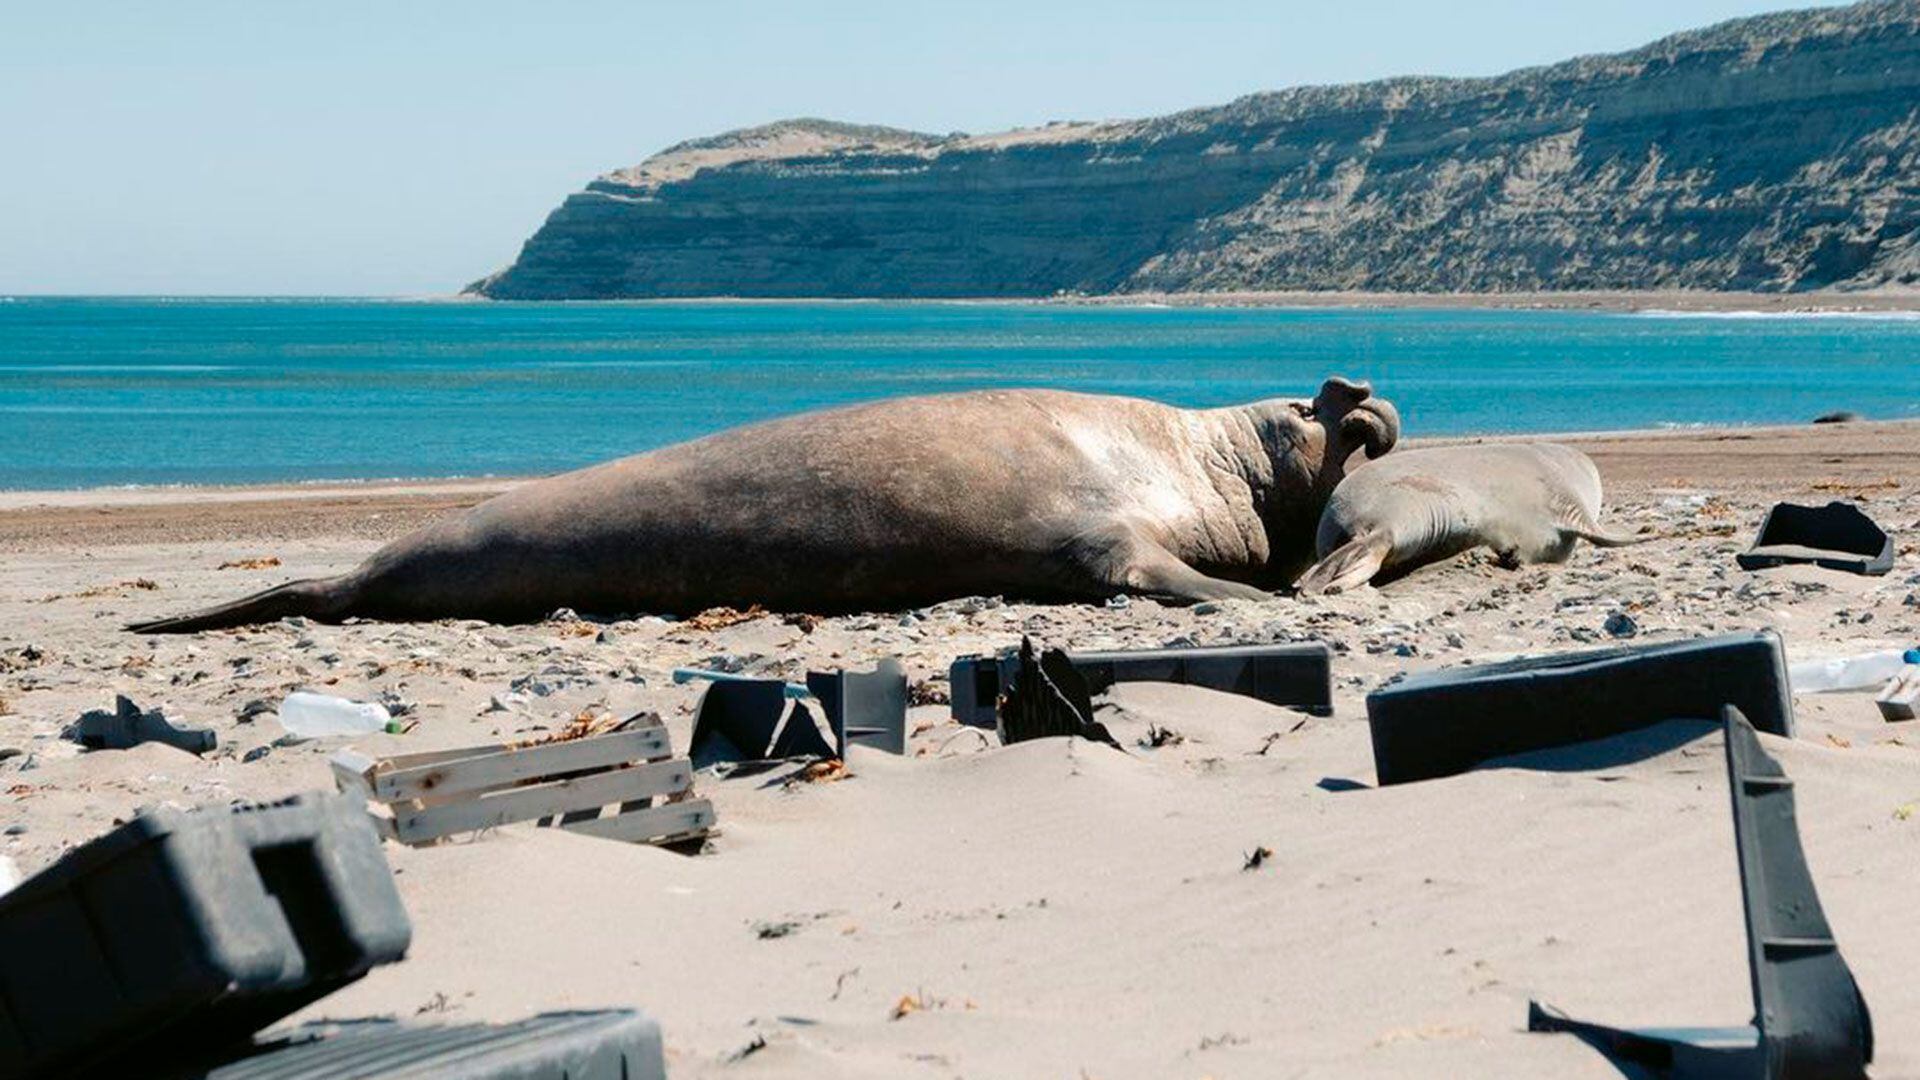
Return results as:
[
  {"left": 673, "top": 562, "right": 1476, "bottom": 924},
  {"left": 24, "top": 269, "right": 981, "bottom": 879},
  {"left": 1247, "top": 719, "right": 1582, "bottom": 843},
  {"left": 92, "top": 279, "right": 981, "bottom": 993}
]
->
[
  {"left": 170, "top": 1010, "right": 665, "bottom": 1080},
  {"left": 1789, "top": 649, "right": 1910, "bottom": 694},
  {"left": 997, "top": 638, "right": 1123, "bottom": 751},
  {"left": 1737, "top": 500, "right": 1895, "bottom": 576},
  {"left": 1877, "top": 651, "right": 1920, "bottom": 722},
  {"left": 951, "top": 641, "right": 1333, "bottom": 728},
  {"left": 1528, "top": 707, "right": 1873, "bottom": 1078},
  {"left": 278, "top": 692, "right": 390, "bottom": 739},
  {"left": 0, "top": 793, "right": 410, "bottom": 1079},
  {"left": 69, "top": 695, "right": 215, "bottom": 755},
  {"left": 807, "top": 660, "right": 908, "bottom": 756},
  {"left": 1367, "top": 631, "right": 1793, "bottom": 785}
]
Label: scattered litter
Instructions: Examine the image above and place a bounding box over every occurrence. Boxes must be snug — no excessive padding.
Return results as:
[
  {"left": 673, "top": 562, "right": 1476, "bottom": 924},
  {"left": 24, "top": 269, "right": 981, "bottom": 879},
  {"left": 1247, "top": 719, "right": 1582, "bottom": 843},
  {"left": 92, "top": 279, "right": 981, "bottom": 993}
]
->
[
  {"left": 333, "top": 715, "right": 712, "bottom": 849},
  {"left": 1528, "top": 707, "right": 1873, "bottom": 1078},
  {"left": 951, "top": 641, "right": 1333, "bottom": 727},
  {"left": 279, "top": 691, "right": 392, "bottom": 738},
  {"left": 1737, "top": 500, "right": 1894, "bottom": 576},
  {"left": 0, "top": 793, "right": 410, "bottom": 1079},
  {"left": 1368, "top": 631, "right": 1793, "bottom": 785},
  {"left": 997, "top": 638, "right": 1122, "bottom": 751},
  {"left": 68, "top": 695, "right": 216, "bottom": 755},
  {"left": 1243, "top": 846, "right": 1273, "bottom": 871},
  {"left": 688, "top": 661, "right": 908, "bottom": 763},
  {"left": 1876, "top": 651, "right": 1920, "bottom": 722},
  {"left": 1602, "top": 612, "right": 1638, "bottom": 638},
  {"left": 807, "top": 660, "right": 908, "bottom": 755},
  {"left": 1790, "top": 649, "right": 1910, "bottom": 694},
  {"left": 688, "top": 678, "right": 835, "bottom": 766},
  {"left": 197, "top": 1010, "right": 666, "bottom": 1080}
]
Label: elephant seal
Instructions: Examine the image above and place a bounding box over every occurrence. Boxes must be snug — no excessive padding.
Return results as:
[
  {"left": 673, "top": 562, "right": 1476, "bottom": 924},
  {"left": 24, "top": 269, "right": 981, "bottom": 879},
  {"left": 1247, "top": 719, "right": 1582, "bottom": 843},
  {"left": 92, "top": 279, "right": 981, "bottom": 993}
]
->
[
  {"left": 1294, "top": 443, "right": 1640, "bottom": 595},
  {"left": 131, "top": 378, "right": 1399, "bottom": 631}
]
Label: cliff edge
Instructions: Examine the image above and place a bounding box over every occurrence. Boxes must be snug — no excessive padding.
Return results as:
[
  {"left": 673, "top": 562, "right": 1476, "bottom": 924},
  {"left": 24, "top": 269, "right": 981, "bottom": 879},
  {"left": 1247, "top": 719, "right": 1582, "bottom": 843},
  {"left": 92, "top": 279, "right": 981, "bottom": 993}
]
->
[{"left": 470, "top": 1, "right": 1920, "bottom": 299}]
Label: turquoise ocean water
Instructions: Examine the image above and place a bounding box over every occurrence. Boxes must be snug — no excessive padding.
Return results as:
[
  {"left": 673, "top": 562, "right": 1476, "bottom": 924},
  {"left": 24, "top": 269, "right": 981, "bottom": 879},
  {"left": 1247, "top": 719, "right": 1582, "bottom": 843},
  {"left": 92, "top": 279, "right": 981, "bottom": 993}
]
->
[{"left": 3, "top": 297, "right": 1917, "bottom": 490}]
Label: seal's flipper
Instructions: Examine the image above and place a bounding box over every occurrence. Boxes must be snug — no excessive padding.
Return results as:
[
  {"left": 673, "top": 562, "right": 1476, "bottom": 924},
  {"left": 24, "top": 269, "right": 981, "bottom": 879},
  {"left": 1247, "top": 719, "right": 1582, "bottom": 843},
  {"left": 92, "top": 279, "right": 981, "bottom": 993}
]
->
[
  {"left": 1560, "top": 525, "right": 1650, "bottom": 548},
  {"left": 126, "top": 577, "right": 346, "bottom": 634},
  {"left": 1296, "top": 533, "right": 1392, "bottom": 596},
  {"left": 1112, "top": 539, "right": 1269, "bottom": 604}
]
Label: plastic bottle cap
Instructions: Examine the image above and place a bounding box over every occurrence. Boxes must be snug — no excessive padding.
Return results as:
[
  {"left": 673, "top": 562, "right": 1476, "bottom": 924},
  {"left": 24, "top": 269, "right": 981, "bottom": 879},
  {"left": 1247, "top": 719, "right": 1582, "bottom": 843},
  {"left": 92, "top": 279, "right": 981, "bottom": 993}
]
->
[{"left": 1906, "top": 648, "right": 1920, "bottom": 664}]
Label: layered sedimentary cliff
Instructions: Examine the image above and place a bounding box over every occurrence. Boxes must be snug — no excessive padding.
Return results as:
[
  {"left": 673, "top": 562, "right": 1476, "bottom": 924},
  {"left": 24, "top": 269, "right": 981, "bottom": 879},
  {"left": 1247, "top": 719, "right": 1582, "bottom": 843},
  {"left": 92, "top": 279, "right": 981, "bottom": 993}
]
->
[{"left": 470, "top": 1, "right": 1920, "bottom": 299}]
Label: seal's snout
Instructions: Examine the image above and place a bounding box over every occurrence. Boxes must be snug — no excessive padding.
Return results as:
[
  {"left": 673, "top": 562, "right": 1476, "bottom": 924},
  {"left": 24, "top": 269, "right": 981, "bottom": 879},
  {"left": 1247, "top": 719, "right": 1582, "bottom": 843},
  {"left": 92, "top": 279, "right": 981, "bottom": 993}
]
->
[
  {"left": 1316, "top": 376, "right": 1372, "bottom": 409},
  {"left": 1313, "top": 377, "right": 1397, "bottom": 462}
]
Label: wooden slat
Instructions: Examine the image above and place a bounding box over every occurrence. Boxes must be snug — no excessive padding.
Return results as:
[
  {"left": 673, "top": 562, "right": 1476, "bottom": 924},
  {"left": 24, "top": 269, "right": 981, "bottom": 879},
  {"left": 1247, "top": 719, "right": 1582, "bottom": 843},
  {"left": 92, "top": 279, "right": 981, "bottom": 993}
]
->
[
  {"left": 330, "top": 750, "right": 378, "bottom": 798},
  {"left": 373, "top": 727, "right": 673, "bottom": 803},
  {"left": 391, "top": 758, "right": 693, "bottom": 845},
  {"left": 560, "top": 799, "right": 714, "bottom": 844}
]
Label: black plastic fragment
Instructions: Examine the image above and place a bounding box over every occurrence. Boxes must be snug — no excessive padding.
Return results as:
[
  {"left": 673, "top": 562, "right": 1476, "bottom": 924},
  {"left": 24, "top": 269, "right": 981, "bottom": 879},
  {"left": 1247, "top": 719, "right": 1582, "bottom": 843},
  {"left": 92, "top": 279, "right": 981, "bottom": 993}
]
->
[
  {"left": 162, "top": 1010, "right": 666, "bottom": 1080},
  {"left": 1527, "top": 707, "right": 1873, "bottom": 1079},
  {"left": 70, "top": 694, "right": 216, "bottom": 754},
  {"left": 0, "top": 793, "right": 411, "bottom": 1080},
  {"left": 1365, "top": 631, "right": 1793, "bottom": 785},
  {"left": 1736, "top": 501, "right": 1894, "bottom": 576},
  {"left": 950, "top": 642, "right": 1333, "bottom": 728},
  {"left": 997, "top": 638, "right": 1123, "bottom": 751},
  {"left": 807, "top": 659, "right": 907, "bottom": 755},
  {"left": 688, "top": 678, "right": 836, "bottom": 765}
]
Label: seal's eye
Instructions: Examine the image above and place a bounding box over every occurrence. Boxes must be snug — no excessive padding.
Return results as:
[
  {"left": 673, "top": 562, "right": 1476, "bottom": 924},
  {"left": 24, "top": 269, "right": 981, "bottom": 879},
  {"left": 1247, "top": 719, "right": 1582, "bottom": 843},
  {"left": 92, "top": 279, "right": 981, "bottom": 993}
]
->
[{"left": 1289, "top": 402, "right": 1315, "bottom": 420}]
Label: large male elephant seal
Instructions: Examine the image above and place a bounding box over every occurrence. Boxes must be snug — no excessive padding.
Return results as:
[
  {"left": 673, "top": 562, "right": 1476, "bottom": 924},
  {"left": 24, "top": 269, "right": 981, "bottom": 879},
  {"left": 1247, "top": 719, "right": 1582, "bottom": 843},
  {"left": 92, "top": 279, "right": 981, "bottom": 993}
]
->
[
  {"left": 131, "top": 378, "right": 1398, "bottom": 631},
  {"left": 1295, "top": 443, "right": 1641, "bottom": 595}
]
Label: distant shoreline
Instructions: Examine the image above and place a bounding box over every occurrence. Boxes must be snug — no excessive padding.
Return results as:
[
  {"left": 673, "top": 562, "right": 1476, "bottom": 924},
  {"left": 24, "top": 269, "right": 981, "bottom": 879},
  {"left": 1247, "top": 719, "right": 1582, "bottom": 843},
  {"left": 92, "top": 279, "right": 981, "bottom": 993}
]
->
[
  {"left": 1053, "top": 289, "right": 1920, "bottom": 314},
  {"left": 9, "top": 290, "right": 1920, "bottom": 313}
]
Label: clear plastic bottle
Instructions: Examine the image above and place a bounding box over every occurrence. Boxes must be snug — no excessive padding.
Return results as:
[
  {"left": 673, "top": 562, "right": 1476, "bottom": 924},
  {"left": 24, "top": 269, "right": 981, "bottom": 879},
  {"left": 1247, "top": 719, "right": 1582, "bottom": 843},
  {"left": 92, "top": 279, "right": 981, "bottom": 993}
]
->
[
  {"left": 277, "top": 692, "right": 391, "bottom": 738},
  {"left": 1789, "top": 650, "right": 1911, "bottom": 694}
]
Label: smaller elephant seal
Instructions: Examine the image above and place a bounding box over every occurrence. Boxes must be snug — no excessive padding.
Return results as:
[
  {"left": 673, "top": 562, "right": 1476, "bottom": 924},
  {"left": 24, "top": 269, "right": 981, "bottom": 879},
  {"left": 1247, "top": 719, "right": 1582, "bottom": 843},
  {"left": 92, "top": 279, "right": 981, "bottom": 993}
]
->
[{"left": 1295, "top": 443, "right": 1641, "bottom": 595}]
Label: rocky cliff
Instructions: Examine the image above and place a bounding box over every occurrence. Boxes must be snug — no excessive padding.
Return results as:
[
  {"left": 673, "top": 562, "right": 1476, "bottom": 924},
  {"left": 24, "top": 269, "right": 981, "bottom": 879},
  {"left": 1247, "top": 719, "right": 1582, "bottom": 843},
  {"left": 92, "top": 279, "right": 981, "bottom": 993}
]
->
[{"left": 469, "top": 1, "right": 1920, "bottom": 299}]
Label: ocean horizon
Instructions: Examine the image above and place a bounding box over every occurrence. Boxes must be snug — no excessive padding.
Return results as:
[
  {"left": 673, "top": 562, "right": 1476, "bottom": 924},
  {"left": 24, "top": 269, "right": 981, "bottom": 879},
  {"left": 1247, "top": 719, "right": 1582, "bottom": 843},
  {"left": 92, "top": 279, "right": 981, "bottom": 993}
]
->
[{"left": 6, "top": 296, "right": 1918, "bottom": 491}]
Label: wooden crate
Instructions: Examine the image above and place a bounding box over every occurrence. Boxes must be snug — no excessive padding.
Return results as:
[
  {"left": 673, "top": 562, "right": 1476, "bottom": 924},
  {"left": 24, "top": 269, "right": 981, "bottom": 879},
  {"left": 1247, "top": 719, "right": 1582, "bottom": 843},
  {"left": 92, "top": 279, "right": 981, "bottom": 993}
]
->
[{"left": 330, "top": 719, "right": 713, "bottom": 848}]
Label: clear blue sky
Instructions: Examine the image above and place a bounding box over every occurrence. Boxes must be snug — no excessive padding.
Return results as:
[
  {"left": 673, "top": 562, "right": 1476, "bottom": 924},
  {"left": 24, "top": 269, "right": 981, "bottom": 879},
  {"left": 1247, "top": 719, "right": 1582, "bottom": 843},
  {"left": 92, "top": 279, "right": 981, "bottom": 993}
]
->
[{"left": 1, "top": 0, "right": 1847, "bottom": 296}]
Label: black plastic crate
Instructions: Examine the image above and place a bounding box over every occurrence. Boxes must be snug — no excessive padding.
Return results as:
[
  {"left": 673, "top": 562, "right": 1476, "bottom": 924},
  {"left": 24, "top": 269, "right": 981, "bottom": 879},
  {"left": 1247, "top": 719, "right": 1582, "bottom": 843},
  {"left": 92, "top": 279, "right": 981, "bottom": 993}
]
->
[
  {"left": 950, "top": 642, "right": 1333, "bottom": 727},
  {"left": 1366, "top": 630, "right": 1794, "bottom": 785},
  {"left": 0, "top": 792, "right": 411, "bottom": 1079},
  {"left": 1737, "top": 500, "right": 1895, "bottom": 576},
  {"left": 166, "top": 1011, "right": 665, "bottom": 1080}
]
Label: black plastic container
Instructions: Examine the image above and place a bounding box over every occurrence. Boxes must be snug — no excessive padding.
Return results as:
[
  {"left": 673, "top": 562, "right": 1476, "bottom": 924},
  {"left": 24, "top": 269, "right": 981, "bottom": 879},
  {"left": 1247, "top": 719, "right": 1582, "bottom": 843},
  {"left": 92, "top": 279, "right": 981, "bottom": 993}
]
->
[
  {"left": 1737, "top": 501, "right": 1894, "bottom": 576},
  {"left": 0, "top": 793, "right": 411, "bottom": 1079},
  {"left": 1366, "top": 631, "right": 1794, "bottom": 785},
  {"left": 172, "top": 1011, "right": 666, "bottom": 1080},
  {"left": 950, "top": 642, "right": 1334, "bottom": 727}
]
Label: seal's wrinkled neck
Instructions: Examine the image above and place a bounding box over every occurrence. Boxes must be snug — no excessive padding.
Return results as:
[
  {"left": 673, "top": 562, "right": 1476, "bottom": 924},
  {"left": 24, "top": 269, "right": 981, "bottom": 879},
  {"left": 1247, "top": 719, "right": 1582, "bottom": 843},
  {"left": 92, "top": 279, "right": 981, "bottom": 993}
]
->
[{"left": 1211, "top": 380, "right": 1399, "bottom": 567}]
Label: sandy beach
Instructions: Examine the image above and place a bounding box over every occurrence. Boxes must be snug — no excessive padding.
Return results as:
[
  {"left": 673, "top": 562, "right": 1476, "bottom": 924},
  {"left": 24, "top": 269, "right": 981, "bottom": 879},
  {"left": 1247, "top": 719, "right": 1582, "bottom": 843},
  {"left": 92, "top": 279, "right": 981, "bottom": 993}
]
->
[{"left": 2, "top": 420, "right": 1916, "bottom": 1078}]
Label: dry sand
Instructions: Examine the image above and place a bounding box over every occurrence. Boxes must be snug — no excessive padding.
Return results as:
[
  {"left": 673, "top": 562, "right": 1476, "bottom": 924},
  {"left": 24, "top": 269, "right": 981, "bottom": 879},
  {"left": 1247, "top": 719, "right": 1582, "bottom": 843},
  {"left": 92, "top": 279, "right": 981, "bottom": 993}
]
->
[{"left": 1, "top": 421, "right": 1917, "bottom": 1078}]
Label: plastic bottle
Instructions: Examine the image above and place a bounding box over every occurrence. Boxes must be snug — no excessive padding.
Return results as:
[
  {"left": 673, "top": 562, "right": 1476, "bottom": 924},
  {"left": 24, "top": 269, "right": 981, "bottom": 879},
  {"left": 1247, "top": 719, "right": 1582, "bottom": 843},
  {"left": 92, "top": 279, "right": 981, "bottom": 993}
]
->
[
  {"left": 1788, "top": 650, "right": 1911, "bottom": 694},
  {"left": 277, "top": 692, "right": 391, "bottom": 738}
]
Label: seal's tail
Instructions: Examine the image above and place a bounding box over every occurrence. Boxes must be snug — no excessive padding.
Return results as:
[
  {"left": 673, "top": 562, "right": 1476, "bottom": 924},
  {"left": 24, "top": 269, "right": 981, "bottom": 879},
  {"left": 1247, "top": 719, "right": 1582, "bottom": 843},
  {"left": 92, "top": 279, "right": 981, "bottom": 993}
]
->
[
  {"left": 1295, "top": 532, "right": 1392, "bottom": 596},
  {"left": 126, "top": 577, "right": 346, "bottom": 634}
]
